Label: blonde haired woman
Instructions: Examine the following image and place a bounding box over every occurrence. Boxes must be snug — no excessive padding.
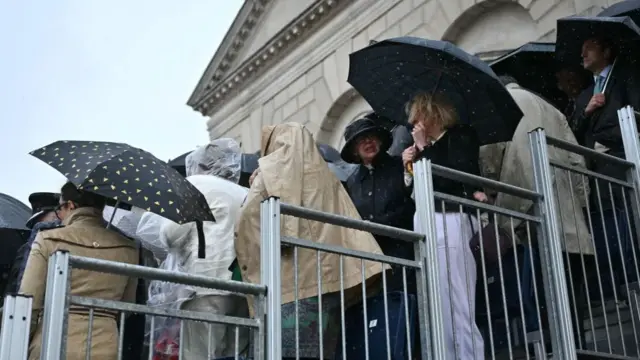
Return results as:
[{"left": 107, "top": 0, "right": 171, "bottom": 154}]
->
[{"left": 403, "top": 92, "right": 486, "bottom": 359}]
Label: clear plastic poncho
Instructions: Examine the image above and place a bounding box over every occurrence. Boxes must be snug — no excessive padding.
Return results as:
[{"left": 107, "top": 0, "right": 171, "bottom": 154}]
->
[{"left": 185, "top": 138, "right": 242, "bottom": 183}]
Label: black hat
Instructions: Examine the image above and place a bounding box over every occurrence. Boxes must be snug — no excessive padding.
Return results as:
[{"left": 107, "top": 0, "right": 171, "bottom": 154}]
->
[
  {"left": 26, "top": 192, "right": 60, "bottom": 229},
  {"left": 340, "top": 115, "right": 392, "bottom": 164}
]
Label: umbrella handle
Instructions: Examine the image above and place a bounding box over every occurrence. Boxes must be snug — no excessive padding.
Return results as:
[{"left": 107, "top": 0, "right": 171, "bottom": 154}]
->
[
  {"left": 106, "top": 201, "right": 120, "bottom": 229},
  {"left": 602, "top": 57, "right": 617, "bottom": 93},
  {"left": 196, "top": 221, "right": 206, "bottom": 259}
]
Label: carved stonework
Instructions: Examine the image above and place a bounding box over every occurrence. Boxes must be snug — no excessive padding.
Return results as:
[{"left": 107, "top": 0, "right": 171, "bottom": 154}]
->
[{"left": 188, "top": 0, "right": 347, "bottom": 116}]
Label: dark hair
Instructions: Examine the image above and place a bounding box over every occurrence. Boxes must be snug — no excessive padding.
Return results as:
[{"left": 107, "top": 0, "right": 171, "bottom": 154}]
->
[
  {"left": 498, "top": 75, "right": 518, "bottom": 86},
  {"left": 592, "top": 37, "right": 618, "bottom": 62},
  {"left": 60, "top": 182, "right": 106, "bottom": 210}
]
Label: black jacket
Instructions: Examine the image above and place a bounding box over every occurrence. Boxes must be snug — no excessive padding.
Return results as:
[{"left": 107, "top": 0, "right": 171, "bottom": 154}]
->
[
  {"left": 346, "top": 152, "right": 415, "bottom": 292},
  {"left": 570, "top": 64, "right": 640, "bottom": 210},
  {"left": 414, "top": 125, "right": 482, "bottom": 212}
]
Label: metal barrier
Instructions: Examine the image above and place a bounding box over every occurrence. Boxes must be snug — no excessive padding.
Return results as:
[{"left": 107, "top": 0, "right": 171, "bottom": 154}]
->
[
  {"left": 416, "top": 157, "right": 575, "bottom": 360},
  {"left": 511, "top": 105, "right": 640, "bottom": 360},
  {"left": 38, "top": 250, "right": 267, "bottom": 360},
  {"left": 0, "top": 294, "right": 33, "bottom": 360},
  {"left": 260, "top": 197, "right": 439, "bottom": 359},
  {"left": 259, "top": 155, "right": 577, "bottom": 360}
]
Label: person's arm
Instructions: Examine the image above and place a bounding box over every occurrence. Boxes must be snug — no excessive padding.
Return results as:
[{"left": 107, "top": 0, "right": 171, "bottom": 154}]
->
[
  {"left": 447, "top": 128, "right": 483, "bottom": 196},
  {"left": 18, "top": 233, "right": 49, "bottom": 338}
]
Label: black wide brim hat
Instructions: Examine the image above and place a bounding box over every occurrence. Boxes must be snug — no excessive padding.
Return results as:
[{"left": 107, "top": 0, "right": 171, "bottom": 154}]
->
[{"left": 340, "top": 117, "right": 393, "bottom": 164}]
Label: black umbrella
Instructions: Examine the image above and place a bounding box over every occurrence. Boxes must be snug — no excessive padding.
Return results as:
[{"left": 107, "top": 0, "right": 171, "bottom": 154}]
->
[
  {"left": 328, "top": 162, "right": 357, "bottom": 182},
  {"left": 599, "top": 0, "right": 640, "bottom": 24},
  {"left": 0, "top": 193, "right": 31, "bottom": 230},
  {"left": 317, "top": 144, "right": 343, "bottom": 163},
  {"left": 238, "top": 152, "right": 260, "bottom": 187},
  {"left": 556, "top": 16, "right": 640, "bottom": 64},
  {"left": 490, "top": 42, "right": 573, "bottom": 111},
  {"left": 348, "top": 37, "right": 523, "bottom": 145},
  {"left": 29, "top": 141, "right": 214, "bottom": 225},
  {"left": 168, "top": 151, "right": 191, "bottom": 177}
]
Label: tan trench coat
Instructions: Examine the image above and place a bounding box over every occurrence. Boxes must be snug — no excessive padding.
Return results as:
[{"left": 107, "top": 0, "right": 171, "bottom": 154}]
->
[
  {"left": 480, "top": 83, "right": 594, "bottom": 255},
  {"left": 19, "top": 207, "right": 139, "bottom": 360},
  {"left": 236, "top": 122, "right": 385, "bottom": 305}
]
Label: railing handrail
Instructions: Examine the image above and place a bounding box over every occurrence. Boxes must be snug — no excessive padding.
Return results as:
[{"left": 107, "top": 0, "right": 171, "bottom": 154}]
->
[
  {"left": 279, "top": 202, "right": 423, "bottom": 242},
  {"left": 431, "top": 164, "right": 541, "bottom": 201},
  {"left": 66, "top": 253, "right": 266, "bottom": 296},
  {"left": 544, "top": 131, "right": 634, "bottom": 167}
]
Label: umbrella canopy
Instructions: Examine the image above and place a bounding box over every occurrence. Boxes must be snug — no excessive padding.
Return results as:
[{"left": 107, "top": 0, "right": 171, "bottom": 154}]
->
[
  {"left": 316, "top": 143, "right": 343, "bottom": 163},
  {"left": 168, "top": 151, "right": 191, "bottom": 177},
  {"left": 328, "top": 162, "right": 357, "bottom": 182},
  {"left": 30, "top": 140, "right": 214, "bottom": 225},
  {"left": 348, "top": 37, "right": 523, "bottom": 145},
  {"left": 556, "top": 16, "right": 640, "bottom": 63},
  {"left": 599, "top": 0, "right": 640, "bottom": 24},
  {"left": 490, "top": 42, "right": 572, "bottom": 111},
  {"left": 238, "top": 152, "right": 260, "bottom": 187},
  {"left": 237, "top": 145, "right": 357, "bottom": 187},
  {"left": 0, "top": 193, "right": 31, "bottom": 230}
]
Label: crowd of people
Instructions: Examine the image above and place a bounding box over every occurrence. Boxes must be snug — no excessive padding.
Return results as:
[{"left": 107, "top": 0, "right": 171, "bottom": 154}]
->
[{"left": 3, "top": 7, "right": 640, "bottom": 360}]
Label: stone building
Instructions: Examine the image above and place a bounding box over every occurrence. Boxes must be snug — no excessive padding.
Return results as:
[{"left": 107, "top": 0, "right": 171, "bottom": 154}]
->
[{"left": 187, "top": 0, "right": 619, "bottom": 152}]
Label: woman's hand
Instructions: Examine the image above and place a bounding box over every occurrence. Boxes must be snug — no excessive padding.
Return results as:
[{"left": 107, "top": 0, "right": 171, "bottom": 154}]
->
[
  {"left": 402, "top": 146, "right": 416, "bottom": 167},
  {"left": 411, "top": 122, "right": 430, "bottom": 150},
  {"left": 473, "top": 191, "right": 488, "bottom": 203},
  {"left": 249, "top": 169, "right": 260, "bottom": 186}
]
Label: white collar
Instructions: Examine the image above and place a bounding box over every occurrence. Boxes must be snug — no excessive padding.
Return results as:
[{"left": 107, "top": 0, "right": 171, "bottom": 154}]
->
[
  {"left": 431, "top": 130, "right": 447, "bottom": 145},
  {"left": 595, "top": 65, "right": 612, "bottom": 81}
]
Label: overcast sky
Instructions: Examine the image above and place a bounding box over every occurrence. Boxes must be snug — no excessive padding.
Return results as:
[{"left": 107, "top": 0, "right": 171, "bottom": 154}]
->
[{"left": 0, "top": 1, "right": 242, "bottom": 205}]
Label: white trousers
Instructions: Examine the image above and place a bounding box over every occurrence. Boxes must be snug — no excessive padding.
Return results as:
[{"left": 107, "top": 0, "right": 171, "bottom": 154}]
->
[{"left": 415, "top": 211, "right": 485, "bottom": 360}]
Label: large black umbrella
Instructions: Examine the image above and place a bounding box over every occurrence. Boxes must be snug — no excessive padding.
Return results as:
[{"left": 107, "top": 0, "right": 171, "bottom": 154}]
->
[
  {"left": 599, "top": 0, "right": 640, "bottom": 24},
  {"left": 348, "top": 37, "right": 523, "bottom": 145},
  {"left": 29, "top": 141, "right": 214, "bottom": 225},
  {"left": 490, "top": 42, "right": 574, "bottom": 111},
  {"left": 0, "top": 193, "right": 31, "bottom": 230},
  {"left": 556, "top": 16, "right": 640, "bottom": 64}
]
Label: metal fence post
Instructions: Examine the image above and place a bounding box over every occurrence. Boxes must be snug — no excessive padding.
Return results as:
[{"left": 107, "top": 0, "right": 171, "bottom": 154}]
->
[
  {"left": 413, "top": 158, "right": 446, "bottom": 360},
  {"left": 39, "top": 250, "right": 71, "bottom": 360},
  {"left": 260, "top": 197, "right": 282, "bottom": 360},
  {"left": 618, "top": 106, "right": 640, "bottom": 240},
  {"left": 618, "top": 105, "right": 640, "bottom": 340},
  {"left": 528, "top": 129, "right": 577, "bottom": 359},
  {"left": 0, "top": 294, "right": 33, "bottom": 360}
]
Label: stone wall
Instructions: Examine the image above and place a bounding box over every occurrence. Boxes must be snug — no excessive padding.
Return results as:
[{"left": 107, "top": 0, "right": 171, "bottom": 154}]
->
[{"left": 206, "top": 0, "right": 615, "bottom": 151}]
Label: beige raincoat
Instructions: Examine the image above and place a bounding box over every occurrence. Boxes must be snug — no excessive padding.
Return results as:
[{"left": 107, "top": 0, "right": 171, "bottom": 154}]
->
[
  {"left": 480, "top": 83, "right": 594, "bottom": 255},
  {"left": 235, "top": 122, "right": 385, "bottom": 305}
]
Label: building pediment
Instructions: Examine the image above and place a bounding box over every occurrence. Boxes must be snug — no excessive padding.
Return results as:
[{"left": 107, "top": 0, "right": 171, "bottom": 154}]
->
[{"left": 187, "top": 0, "right": 347, "bottom": 116}]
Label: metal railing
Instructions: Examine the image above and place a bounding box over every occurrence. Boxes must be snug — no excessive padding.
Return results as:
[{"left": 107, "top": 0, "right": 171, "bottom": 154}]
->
[
  {"left": 260, "top": 197, "right": 434, "bottom": 359},
  {"left": 0, "top": 294, "right": 33, "bottom": 360},
  {"left": 39, "top": 250, "right": 267, "bottom": 360}
]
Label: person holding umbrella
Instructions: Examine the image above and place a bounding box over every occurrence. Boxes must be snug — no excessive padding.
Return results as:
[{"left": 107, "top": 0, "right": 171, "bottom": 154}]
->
[
  {"left": 557, "top": 17, "right": 640, "bottom": 304},
  {"left": 401, "top": 91, "right": 486, "bottom": 359},
  {"left": 19, "top": 182, "right": 139, "bottom": 360},
  {"left": 349, "top": 37, "right": 524, "bottom": 359}
]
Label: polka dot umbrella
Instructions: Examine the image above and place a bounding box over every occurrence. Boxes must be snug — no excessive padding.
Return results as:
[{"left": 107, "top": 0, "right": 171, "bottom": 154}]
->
[{"left": 29, "top": 140, "right": 215, "bottom": 225}]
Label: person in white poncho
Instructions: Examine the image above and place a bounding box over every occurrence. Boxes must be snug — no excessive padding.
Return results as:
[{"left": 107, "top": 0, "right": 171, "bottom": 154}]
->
[{"left": 152, "top": 138, "right": 250, "bottom": 359}]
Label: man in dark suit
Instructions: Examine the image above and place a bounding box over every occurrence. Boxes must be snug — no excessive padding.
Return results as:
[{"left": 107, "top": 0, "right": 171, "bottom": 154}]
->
[{"left": 570, "top": 36, "right": 640, "bottom": 302}]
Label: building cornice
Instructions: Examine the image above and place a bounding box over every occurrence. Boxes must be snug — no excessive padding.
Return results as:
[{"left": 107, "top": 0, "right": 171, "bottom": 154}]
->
[
  {"left": 188, "top": 0, "right": 345, "bottom": 116},
  {"left": 187, "top": 0, "right": 270, "bottom": 108}
]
